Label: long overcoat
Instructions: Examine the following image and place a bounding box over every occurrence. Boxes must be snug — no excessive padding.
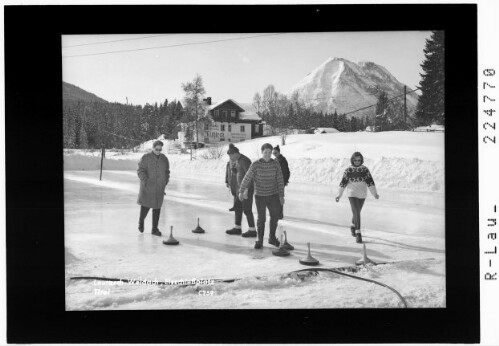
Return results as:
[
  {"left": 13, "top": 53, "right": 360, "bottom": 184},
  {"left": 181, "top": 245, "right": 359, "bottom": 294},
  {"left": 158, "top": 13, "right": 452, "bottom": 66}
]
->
[{"left": 137, "top": 152, "right": 170, "bottom": 209}]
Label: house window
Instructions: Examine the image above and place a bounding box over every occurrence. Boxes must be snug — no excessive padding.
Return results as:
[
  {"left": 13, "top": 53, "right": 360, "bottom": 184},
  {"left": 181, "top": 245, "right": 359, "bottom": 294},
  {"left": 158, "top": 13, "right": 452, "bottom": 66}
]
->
[
  {"left": 204, "top": 123, "right": 209, "bottom": 130},
  {"left": 222, "top": 110, "right": 227, "bottom": 121},
  {"left": 214, "top": 110, "right": 219, "bottom": 117},
  {"left": 228, "top": 124, "right": 231, "bottom": 132},
  {"left": 254, "top": 124, "right": 259, "bottom": 133},
  {"left": 221, "top": 124, "right": 225, "bottom": 131},
  {"left": 231, "top": 111, "right": 236, "bottom": 119},
  {"left": 240, "top": 125, "right": 245, "bottom": 132}
]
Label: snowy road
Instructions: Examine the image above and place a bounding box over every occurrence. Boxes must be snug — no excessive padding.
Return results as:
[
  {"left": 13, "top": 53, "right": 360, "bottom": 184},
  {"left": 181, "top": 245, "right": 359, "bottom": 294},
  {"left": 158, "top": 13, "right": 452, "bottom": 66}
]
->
[{"left": 64, "top": 170, "right": 445, "bottom": 309}]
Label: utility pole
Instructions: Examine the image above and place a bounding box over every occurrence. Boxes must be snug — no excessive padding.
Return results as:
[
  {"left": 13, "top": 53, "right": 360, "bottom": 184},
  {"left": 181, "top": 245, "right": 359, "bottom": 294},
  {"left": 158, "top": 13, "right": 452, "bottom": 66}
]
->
[
  {"left": 403, "top": 85, "right": 407, "bottom": 129},
  {"left": 194, "top": 101, "right": 198, "bottom": 160}
]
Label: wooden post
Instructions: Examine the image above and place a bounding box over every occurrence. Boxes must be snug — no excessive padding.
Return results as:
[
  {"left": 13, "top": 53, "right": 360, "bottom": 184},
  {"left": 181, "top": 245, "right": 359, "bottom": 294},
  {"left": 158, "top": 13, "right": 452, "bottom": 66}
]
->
[{"left": 100, "top": 148, "right": 105, "bottom": 181}]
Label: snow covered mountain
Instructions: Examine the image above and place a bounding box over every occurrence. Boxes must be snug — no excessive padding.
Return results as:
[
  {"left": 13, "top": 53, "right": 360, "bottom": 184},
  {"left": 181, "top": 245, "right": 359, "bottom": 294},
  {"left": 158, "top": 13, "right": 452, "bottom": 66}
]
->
[{"left": 288, "top": 57, "right": 418, "bottom": 117}]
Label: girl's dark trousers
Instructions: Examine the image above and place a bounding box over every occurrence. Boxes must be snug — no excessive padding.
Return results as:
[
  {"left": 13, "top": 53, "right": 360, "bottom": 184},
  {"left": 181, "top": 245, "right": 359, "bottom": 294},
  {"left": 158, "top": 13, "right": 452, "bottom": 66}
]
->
[{"left": 348, "top": 197, "right": 365, "bottom": 231}]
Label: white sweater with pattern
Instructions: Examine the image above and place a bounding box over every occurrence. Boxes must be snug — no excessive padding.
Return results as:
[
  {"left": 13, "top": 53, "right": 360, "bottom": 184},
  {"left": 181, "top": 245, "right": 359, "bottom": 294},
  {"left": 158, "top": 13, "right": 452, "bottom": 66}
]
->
[{"left": 337, "top": 165, "right": 378, "bottom": 199}]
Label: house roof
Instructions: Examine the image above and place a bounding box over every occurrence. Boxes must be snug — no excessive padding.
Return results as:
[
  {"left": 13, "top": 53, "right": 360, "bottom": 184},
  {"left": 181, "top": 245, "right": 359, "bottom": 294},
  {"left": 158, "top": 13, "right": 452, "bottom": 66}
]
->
[
  {"left": 206, "top": 99, "right": 261, "bottom": 121},
  {"left": 238, "top": 102, "right": 261, "bottom": 121},
  {"left": 208, "top": 99, "right": 245, "bottom": 112}
]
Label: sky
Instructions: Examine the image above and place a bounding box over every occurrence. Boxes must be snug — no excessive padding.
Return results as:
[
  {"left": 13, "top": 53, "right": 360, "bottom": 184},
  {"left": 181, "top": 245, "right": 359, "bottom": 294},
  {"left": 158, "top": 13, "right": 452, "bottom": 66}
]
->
[{"left": 62, "top": 31, "right": 432, "bottom": 106}]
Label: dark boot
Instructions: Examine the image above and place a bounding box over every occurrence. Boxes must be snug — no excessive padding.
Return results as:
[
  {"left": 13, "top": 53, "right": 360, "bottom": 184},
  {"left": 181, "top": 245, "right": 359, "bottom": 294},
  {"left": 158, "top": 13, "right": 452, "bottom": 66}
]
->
[
  {"left": 254, "top": 240, "right": 263, "bottom": 249},
  {"left": 138, "top": 220, "right": 144, "bottom": 233},
  {"left": 268, "top": 237, "right": 280, "bottom": 248},
  {"left": 226, "top": 227, "right": 242, "bottom": 235},
  {"left": 152, "top": 228, "right": 162, "bottom": 237},
  {"left": 356, "top": 232, "right": 363, "bottom": 244},
  {"left": 350, "top": 226, "right": 356, "bottom": 237},
  {"left": 242, "top": 230, "right": 257, "bottom": 238},
  {"left": 268, "top": 222, "right": 280, "bottom": 248}
]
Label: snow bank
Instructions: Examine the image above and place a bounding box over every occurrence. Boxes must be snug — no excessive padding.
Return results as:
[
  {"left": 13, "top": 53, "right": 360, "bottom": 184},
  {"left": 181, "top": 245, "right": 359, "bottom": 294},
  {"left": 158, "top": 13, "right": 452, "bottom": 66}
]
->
[{"left": 64, "top": 132, "right": 444, "bottom": 192}]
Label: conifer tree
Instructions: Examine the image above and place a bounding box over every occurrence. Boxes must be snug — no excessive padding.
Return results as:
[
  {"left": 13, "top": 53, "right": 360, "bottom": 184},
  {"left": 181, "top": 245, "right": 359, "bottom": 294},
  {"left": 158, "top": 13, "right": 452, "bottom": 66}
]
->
[{"left": 415, "top": 30, "right": 445, "bottom": 126}]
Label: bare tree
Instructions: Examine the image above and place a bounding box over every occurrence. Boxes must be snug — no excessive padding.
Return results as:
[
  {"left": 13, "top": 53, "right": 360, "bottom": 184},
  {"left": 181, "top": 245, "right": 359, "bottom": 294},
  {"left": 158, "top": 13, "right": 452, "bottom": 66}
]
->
[
  {"left": 182, "top": 74, "right": 206, "bottom": 159},
  {"left": 253, "top": 92, "right": 262, "bottom": 115}
]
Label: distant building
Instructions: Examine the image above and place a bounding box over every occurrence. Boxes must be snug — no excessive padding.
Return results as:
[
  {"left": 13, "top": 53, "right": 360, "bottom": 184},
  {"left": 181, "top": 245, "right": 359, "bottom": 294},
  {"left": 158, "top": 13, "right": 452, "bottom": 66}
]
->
[
  {"left": 178, "top": 99, "right": 264, "bottom": 145},
  {"left": 314, "top": 127, "right": 339, "bottom": 134}
]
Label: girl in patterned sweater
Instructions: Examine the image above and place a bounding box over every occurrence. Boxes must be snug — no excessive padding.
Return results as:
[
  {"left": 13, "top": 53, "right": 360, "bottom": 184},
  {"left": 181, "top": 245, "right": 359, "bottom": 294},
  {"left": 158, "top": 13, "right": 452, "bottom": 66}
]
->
[{"left": 335, "top": 152, "right": 379, "bottom": 243}]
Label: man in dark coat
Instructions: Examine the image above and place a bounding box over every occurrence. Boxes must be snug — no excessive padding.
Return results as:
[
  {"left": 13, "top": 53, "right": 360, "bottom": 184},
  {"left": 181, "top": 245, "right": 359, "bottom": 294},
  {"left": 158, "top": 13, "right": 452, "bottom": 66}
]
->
[
  {"left": 273, "top": 145, "right": 290, "bottom": 219},
  {"left": 137, "top": 140, "right": 170, "bottom": 236},
  {"left": 225, "top": 144, "right": 256, "bottom": 237}
]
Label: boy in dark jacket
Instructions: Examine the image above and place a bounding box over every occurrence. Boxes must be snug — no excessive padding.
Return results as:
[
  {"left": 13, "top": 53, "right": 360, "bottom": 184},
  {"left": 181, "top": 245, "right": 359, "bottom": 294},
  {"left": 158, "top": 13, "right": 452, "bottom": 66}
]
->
[
  {"left": 273, "top": 145, "right": 290, "bottom": 219},
  {"left": 225, "top": 144, "right": 257, "bottom": 237}
]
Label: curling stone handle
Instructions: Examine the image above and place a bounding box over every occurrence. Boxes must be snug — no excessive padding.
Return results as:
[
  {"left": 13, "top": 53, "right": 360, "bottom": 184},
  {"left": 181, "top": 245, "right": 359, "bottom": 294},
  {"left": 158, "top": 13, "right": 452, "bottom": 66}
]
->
[
  {"left": 198, "top": 217, "right": 199, "bottom": 226},
  {"left": 307, "top": 242, "right": 311, "bottom": 255},
  {"left": 170, "top": 225, "right": 173, "bottom": 236}
]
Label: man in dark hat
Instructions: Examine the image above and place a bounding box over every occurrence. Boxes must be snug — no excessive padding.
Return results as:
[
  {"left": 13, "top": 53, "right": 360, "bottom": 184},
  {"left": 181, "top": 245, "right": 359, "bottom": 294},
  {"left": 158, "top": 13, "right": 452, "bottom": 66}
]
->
[
  {"left": 225, "top": 144, "right": 256, "bottom": 237},
  {"left": 273, "top": 145, "right": 290, "bottom": 219},
  {"left": 137, "top": 140, "right": 170, "bottom": 236}
]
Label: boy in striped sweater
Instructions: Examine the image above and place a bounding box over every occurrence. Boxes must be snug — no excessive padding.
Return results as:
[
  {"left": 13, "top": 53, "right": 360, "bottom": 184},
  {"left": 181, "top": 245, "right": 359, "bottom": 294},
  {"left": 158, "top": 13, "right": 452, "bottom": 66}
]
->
[
  {"left": 335, "top": 152, "right": 379, "bottom": 243},
  {"left": 239, "top": 143, "right": 285, "bottom": 249}
]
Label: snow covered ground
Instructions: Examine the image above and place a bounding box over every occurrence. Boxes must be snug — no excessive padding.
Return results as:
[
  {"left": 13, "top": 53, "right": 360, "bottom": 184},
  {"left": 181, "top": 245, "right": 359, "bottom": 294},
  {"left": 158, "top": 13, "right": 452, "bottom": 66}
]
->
[
  {"left": 64, "top": 132, "right": 444, "bottom": 191},
  {"left": 64, "top": 132, "right": 445, "bottom": 310}
]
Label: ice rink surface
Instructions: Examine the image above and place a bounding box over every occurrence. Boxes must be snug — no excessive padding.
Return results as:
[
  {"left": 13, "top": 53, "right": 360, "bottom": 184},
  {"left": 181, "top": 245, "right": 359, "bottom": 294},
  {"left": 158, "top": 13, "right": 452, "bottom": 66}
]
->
[{"left": 64, "top": 170, "right": 445, "bottom": 309}]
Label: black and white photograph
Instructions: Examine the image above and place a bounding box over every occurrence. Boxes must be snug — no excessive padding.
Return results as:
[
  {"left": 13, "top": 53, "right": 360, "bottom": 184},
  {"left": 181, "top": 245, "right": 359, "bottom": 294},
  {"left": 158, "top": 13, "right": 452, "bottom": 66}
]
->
[
  {"left": 62, "top": 30, "right": 446, "bottom": 310},
  {"left": 5, "top": 2, "right": 486, "bottom": 343}
]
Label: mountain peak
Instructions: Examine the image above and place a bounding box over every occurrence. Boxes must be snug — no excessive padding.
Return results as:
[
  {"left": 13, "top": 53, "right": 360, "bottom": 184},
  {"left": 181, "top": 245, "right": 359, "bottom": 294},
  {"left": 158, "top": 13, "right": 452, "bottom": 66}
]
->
[{"left": 288, "top": 58, "right": 418, "bottom": 116}]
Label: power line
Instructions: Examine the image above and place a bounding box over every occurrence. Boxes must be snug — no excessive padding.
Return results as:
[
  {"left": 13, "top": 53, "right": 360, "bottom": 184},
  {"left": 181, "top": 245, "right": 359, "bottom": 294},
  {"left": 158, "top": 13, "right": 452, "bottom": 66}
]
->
[
  {"left": 344, "top": 88, "right": 420, "bottom": 117},
  {"left": 62, "top": 33, "right": 287, "bottom": 59},
  {"left": 62, "top": 34, "right": 171, "bottom": 48},
  {"left": 298, "top": 87, "right": 421, "bottom": 117}
]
